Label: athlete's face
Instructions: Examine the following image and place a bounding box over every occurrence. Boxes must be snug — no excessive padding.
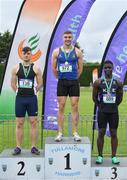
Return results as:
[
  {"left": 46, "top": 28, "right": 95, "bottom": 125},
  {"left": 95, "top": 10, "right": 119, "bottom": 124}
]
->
[
  {"left": 104, "top": 63, "right": 113, "bottom": 77},
  {"left": 63, "top": 33, "right": 73, "bottom": 46},
  {"left": 22, "top": 51, "right": 32, "bottom": 62}
]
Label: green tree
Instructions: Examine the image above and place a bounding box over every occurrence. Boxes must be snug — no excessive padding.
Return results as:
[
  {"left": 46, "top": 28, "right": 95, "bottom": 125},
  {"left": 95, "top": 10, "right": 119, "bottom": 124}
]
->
[{"left": 0, "top": 30, "right": 12, "bottom": 63}]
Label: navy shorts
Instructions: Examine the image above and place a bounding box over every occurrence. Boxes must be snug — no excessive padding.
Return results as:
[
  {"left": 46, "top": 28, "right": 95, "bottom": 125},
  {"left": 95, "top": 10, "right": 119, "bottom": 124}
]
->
[
  {"left": 15, "top": 95, "right": 38, "bottom": 117},
  {"left": 97, "top": 111, "right": 119, "bottom": 129}
]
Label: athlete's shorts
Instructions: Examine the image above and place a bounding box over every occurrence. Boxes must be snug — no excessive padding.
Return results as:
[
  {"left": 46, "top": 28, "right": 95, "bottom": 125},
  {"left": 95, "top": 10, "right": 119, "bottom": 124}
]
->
[
  {"left": 15, "top": 95, "right": 38, "bottom": 117},
  {"left": 57, "top": 79, "right": 80, "bottom": 97},
  {"left": 97, "top": 111, "right": 119, "bottom": 129}
]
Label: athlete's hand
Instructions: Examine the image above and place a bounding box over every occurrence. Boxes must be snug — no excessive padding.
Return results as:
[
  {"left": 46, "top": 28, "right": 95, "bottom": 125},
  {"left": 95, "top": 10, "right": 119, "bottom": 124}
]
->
[{"left": 36, "top": 86, "right": 39, "bottom": 92}]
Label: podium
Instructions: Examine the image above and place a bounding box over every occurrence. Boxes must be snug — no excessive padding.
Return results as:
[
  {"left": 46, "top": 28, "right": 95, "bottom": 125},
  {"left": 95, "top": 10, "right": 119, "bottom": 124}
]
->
[
  {"left": 0, "top": 137, "right": 127, "bottom": 180},
  {"left": 0, "top": 149, "right": 44, "bottom": 180},
  {"left": 45, "top": 137, "right": 91, "bottom": 179},
  {"left": 91, "top": 157, "right": 127, "bottom": 180}
]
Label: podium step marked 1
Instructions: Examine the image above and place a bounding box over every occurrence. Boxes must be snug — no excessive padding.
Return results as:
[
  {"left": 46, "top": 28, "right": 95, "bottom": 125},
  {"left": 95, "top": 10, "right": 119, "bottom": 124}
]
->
[
  {"left": 0, "top": 137, "right": 127, "bottom": 180},
  {"left": 45, "top": 137, "right": 91, "bottom": 179}
]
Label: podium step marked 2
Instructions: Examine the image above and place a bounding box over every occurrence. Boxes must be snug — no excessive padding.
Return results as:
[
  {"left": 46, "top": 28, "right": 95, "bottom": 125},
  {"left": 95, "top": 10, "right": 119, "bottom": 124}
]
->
[
  {"left": 0, "top": 149, "right": 44, "bottom": 180},
  {"left": 0, "top": 137, "right": 127, "bottom": 180}
]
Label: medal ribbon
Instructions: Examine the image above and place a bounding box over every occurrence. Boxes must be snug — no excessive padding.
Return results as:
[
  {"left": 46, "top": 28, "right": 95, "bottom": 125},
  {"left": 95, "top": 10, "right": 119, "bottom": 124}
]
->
[
  {"left": 22, "top": 64, "right": 31, "bottom": 78},
  {"left": 104, "top": 76, "right": 113, "bottom": 93},
  {"left": 62, "top": 46, "right": 74, "bottom": 62}
]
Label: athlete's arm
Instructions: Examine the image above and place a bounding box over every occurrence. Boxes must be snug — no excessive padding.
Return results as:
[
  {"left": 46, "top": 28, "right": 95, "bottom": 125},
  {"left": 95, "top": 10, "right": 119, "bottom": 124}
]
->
[
  {"left": 51, "top": 48, "right": 59, "bottom": 78},
  {"left": 11, "top": 65, "right": 19, "bottom": 92},
  {"left": 34, "top": 64, "right": 43, "bottom": 92},
  {"left": 116, "top": 79, "right": 123, "bottom": 105},
  {"left": 92, "top": 79, "right": 101, "bottom": 106},
  {"left": 76, "top": 48, "right": 83, "bottom": 78}
]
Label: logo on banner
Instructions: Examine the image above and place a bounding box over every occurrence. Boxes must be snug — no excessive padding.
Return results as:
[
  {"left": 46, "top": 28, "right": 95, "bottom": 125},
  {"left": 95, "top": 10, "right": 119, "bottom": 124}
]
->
[{"left": 18, "top": 33, "right": 42, "bottom": 62}]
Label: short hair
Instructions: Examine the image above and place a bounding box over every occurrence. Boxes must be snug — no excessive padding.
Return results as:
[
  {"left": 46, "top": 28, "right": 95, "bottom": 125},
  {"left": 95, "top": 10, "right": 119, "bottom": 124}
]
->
[
  {"left": 22, "top": 46, "right": 31, "bottom": 53},
  {"left": 104, "top": 60, "right": 113, "bottom": 67},
  {"left": 63, "top": 31, "right": 73, "bottom": 35}
]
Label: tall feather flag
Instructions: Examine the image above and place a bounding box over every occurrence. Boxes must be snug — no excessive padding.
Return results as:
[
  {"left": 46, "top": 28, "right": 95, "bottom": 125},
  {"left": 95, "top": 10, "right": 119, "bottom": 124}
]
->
[
  {"left": 0, "top": 0, "right": 62, "bottom": 115},
  {"left": 92, "top": 11, "right": 127, "bottom": 149},
  {"left": 43, "top": 0, "right": 96, "bottom": 129}
]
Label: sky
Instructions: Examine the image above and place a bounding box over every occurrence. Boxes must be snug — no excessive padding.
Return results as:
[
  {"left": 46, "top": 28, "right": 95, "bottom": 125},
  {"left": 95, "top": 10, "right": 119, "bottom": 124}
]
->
[{"left": 1, "top": 0, "right": 127, "bottom": 62}]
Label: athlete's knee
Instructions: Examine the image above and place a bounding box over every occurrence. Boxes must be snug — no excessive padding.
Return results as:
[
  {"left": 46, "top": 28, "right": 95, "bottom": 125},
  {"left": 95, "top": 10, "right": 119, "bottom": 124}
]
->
[
  {"left": 71, "top": 102, "right": 78, "bottom": 111},
  {"left": 16, "top": 120, "right": 24, "bottom": 129},
  {"left": 110, "top": 129, "right": 117, "bottom": 138},
  {"left": 59, "top": 102, "right": 66, "bottom": 112},
  {"left": 30, "top": 118, "right": 38, "bottom": 128},
  {"left": 98, "top": 129, "right": 106, "bottom": 137}
]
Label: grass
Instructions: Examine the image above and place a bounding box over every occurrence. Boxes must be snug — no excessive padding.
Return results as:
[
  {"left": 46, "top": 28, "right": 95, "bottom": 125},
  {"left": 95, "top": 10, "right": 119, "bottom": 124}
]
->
[{"left": 0, "top": 87, "right": 127, "bottom": 156}]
